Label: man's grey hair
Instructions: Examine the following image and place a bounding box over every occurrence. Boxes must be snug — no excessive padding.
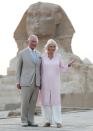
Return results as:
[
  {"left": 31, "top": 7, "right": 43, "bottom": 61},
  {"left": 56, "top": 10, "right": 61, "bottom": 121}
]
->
[{"left": 28, "top": 34, "right": 38, "bottom": 43}]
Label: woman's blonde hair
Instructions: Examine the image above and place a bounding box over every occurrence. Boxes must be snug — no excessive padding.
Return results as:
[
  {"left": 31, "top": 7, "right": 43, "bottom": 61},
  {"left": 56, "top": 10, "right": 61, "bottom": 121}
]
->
[{"left": 44, "top": 39, "right": 58, "bottom": 52}]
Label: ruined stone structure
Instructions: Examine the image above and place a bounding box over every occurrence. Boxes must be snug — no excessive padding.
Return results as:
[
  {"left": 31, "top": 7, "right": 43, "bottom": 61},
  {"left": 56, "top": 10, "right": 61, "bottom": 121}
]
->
[{"left": 0, "top": 2, "right": 93, "bottom": 110}]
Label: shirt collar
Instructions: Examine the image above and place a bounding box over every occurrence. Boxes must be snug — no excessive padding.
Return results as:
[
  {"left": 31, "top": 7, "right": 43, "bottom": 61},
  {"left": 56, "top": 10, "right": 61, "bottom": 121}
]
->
[{"left": 28, "top": 47, "right": 35, "bottom": 52}]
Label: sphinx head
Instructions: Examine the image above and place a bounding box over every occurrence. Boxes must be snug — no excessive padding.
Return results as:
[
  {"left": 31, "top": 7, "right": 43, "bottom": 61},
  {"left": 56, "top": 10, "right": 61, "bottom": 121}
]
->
[
  {"left": 14, "top": 2, "right": 75, "bottom": 52},
  {"left": 26, "top": 2, "right": 63, "bottom": 37}
]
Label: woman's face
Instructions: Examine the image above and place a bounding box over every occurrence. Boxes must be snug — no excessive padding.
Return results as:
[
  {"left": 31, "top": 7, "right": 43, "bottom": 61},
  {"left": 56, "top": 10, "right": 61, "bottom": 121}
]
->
[{"left": 47, "top": 44, "right": 56, "bottom": 54}]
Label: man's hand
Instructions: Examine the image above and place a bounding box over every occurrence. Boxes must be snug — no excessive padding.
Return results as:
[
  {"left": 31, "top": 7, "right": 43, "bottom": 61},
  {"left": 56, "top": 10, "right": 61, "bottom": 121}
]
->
[
  {"left": 16, "top": 83, "right": 21, "bottom": 89},
  {"left": 36, "top": 86, "right": 42, "bottom": 90}
]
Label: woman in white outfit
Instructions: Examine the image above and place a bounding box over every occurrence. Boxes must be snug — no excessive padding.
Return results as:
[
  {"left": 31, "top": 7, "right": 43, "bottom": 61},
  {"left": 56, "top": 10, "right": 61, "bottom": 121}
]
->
[{"left": 40, "top": 39, "right": 75, "bottom": 128}]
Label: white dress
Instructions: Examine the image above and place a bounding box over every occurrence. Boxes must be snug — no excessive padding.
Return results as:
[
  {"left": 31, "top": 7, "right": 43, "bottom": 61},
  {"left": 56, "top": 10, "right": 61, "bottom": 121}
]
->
[{"left": 40, "top": 53, "right": 68, "bottom": 124}]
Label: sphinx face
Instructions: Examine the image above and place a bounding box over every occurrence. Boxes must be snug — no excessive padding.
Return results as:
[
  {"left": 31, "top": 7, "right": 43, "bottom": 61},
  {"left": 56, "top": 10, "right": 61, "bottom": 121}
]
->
[{"left": 26, "top": 15, "right": 56, "bottom": 36}]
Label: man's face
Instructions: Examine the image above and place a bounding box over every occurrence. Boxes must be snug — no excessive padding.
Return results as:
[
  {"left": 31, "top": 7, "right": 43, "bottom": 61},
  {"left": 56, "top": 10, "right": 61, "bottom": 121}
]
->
[{"left": 29, "top": 40, "right": 37, "bottom": 49}]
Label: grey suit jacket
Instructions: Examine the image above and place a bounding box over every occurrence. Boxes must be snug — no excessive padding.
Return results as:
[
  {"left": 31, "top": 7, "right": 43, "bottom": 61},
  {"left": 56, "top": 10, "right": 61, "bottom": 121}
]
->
[{"left": 16, "top": 47, "right": 41, "bottom": 87}]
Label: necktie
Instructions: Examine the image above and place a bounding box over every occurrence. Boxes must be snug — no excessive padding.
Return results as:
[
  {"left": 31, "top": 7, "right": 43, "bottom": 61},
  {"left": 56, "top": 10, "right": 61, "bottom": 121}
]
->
[
  {"left": 31, "top": 50, "right": 37, "bottom": 63},
  {"left": 29, "top": 49, "right": 37, "bottom": 64}
]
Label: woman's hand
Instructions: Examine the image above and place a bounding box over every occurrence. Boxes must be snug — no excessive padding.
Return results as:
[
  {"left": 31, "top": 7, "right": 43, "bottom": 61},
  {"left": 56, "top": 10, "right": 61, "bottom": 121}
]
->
[{"left": 68, "top": 59, "right": 76, "bottom": 67}]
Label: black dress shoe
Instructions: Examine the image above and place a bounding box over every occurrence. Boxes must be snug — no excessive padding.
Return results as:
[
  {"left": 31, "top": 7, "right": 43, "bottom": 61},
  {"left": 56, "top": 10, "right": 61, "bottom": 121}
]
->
[
  {"left": 28, "top": 121, "right": 38, "bottom": 127},
  {"left": 43, "top": 122, "right": 50, "bottom": 127},
  {"left": 57, "top": 123, "right": 62, "bottom": 128},
  {"left": 30, "top": 124, "right": 38, "bottom": 127}
]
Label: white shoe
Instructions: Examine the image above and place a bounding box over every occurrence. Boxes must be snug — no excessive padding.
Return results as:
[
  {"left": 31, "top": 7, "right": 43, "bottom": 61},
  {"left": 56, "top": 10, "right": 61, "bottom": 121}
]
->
[{"left": 21, "top": 122, "right": 28, "bottom": 127}]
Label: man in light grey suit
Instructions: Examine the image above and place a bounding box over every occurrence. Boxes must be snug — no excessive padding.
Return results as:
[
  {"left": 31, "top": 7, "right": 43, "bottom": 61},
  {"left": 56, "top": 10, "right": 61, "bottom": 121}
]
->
[{"left": 16, "top": 35, "right": 41, "bottom": 127}]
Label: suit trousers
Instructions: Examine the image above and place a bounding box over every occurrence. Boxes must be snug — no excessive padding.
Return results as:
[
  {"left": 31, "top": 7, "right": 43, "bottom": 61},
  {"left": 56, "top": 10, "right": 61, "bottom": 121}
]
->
[{"left": 21, "top": 82, "right": 39, "bottom": 123}]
